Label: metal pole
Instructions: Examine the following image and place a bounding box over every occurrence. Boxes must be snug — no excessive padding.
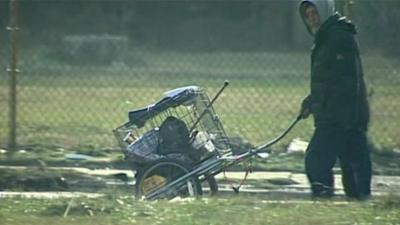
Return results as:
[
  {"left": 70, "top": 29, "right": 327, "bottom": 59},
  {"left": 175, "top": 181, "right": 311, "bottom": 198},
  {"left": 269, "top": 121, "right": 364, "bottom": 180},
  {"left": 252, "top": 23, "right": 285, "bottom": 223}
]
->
[
  {"left": 344, "top": 0, "right": 355, "bottom": 20},
  {"left": 7, "top": 0, "right": 20, "bottom": 151}
]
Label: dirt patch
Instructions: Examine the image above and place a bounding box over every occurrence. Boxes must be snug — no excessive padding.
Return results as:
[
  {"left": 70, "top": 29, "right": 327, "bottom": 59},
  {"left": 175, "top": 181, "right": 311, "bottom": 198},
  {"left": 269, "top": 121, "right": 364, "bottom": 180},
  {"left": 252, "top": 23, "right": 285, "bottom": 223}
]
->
[{"left": 0, "top": 168, "right": 108, "bottom": 192}]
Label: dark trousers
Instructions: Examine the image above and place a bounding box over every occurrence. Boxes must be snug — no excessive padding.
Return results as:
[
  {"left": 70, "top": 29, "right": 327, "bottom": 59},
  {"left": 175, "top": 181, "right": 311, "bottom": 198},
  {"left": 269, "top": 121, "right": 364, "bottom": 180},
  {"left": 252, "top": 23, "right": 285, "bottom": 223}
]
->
[{"left": 305, "top": 126, "right": 372, "bottom": 199}]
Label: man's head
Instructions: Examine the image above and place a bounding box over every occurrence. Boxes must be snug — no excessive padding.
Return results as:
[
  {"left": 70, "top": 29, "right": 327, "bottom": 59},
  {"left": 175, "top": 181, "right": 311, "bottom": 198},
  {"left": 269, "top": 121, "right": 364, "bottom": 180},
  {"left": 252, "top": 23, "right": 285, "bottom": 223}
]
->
[{"left": 299, "top": 0, "right": 335, "bottom": 35}]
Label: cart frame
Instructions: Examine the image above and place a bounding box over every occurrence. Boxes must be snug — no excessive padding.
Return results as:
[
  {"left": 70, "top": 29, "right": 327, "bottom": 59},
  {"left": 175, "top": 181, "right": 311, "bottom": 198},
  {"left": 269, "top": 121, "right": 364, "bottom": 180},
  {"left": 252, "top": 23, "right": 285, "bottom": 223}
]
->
[{"left": 113, "top": 83, "right": 300, "bottom": 200}]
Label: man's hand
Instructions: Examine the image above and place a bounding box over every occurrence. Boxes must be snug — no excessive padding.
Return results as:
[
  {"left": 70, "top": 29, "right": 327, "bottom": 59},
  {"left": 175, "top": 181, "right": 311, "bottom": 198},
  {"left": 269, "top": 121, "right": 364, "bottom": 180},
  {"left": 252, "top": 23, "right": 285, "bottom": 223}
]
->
[
  {"left": 299, "top": 95, "right": 312, "bottom": 119},
  {"left": 300, "top": 106, "right": 311, "bottom": 119}
]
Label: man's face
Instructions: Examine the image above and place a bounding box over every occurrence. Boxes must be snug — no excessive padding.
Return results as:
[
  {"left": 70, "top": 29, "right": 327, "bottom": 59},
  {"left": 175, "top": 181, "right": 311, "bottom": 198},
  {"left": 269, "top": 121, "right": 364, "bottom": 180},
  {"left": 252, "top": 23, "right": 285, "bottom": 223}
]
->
[{"left": 304, "top": 5, "right": 321, "bottom": 34}]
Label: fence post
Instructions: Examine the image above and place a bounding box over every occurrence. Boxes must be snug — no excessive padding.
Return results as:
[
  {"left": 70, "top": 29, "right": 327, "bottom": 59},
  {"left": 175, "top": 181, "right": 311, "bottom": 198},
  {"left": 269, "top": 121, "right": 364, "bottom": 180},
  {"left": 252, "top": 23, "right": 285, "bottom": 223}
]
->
[
  {"left": 344, "top": 0, "right": 355, "bottom": 20},
  {"left": 7, "top": 0, "right": 20, "bottom": 151}
]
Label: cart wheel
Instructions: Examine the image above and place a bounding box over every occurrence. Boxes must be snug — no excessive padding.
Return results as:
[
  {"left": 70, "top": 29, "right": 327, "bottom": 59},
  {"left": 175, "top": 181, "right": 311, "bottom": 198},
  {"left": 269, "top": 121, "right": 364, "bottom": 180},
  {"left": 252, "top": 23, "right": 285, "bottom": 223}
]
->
[{"left": 135, "top": 158, "right": 202, "bottom": 200}]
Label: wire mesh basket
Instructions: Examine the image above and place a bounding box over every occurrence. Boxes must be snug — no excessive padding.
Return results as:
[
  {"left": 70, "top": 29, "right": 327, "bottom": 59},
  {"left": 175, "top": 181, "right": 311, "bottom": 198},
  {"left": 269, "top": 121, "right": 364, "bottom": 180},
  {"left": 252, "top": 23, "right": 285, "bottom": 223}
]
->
[{"left": 113, "top": 86, "right": 231, "bottom": 164}]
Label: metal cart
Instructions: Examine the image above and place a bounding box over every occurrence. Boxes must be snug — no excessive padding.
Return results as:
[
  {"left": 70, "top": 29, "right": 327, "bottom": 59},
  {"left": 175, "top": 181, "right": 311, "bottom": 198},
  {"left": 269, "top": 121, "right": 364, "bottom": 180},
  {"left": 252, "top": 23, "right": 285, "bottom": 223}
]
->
[{"left": 114, "top": 82, "right": 300, "bottom": 200}]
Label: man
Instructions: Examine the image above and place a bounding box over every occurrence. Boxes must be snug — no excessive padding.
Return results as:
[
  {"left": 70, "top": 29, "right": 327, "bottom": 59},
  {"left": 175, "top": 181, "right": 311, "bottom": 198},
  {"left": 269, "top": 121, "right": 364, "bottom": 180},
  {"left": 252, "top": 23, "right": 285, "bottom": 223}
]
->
[{"left": 298, "top": 0, "right": 372, "bottom": 200}]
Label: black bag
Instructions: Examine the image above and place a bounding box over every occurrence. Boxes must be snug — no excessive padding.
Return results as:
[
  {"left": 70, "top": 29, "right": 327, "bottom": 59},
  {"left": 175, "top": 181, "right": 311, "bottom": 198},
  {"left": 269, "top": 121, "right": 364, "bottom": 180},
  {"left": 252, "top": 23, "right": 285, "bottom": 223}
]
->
[{"left": 158, "top": 116, "right": 201, "bottom": 162}]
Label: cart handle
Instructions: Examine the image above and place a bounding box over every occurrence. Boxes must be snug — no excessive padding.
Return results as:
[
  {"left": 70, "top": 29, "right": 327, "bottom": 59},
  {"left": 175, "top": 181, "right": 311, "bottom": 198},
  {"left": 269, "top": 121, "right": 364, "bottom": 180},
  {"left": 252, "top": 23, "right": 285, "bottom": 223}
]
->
[
  {"left": 254, "top": 115, "right": 302, "bottom": 153},
  {"left": 223, "top": 115, "right": 302, "bottom": 163},
  {"left": 188, "top": 80, "right": 230, "bottom": 133}
]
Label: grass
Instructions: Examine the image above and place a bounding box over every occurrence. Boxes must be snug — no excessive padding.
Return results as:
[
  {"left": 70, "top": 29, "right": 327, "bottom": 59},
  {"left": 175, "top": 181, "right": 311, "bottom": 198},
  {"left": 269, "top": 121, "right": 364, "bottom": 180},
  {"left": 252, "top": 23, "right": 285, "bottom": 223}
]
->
[
  {"left": 0, "top": 51, "right": 399, "bottom": 152},
  {"left": 0, "top": 51, "right": 399, "bottom": 176},
  {"left": 0, "top": 194, "right": 400, "bottom": 225}
]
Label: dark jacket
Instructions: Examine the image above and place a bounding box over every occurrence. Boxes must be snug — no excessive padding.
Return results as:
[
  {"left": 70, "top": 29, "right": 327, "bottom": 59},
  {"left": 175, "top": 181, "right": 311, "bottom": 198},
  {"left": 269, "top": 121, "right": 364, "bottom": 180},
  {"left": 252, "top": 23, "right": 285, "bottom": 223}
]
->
[{"left": 303, "top": 14, "right": 370, "bottom": 130}]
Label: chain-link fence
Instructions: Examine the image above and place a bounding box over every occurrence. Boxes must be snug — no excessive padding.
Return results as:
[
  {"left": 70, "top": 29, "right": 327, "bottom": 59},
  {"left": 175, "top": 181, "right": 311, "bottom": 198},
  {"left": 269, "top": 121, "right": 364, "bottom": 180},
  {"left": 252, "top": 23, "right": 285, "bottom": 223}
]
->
[{"left": 0, "top": 0, "right": 399, "bottom": 153}]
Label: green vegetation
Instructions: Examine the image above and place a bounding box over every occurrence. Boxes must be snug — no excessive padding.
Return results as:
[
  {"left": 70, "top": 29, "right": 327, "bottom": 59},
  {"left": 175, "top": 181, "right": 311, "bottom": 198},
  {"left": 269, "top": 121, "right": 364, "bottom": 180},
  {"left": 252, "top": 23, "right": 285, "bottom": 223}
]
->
[
  {"left": 0, "top": 51, "right": 399, "bottom": 151},
  {"left": 0, "top": 195, "right": 399, "bottom": 225}
]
